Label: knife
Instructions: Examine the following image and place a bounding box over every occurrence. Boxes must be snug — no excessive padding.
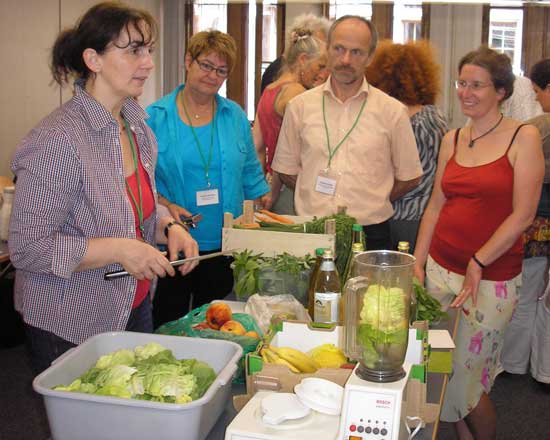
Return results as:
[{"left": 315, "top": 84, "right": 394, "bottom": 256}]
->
[{"left": 104, "top": 248, "right": 237, "bottom": 280}]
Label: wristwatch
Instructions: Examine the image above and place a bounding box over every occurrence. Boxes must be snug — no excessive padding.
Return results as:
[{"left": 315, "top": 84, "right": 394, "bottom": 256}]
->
[{"left": 164, "top": 220, "right": 189, "bottom": 238}]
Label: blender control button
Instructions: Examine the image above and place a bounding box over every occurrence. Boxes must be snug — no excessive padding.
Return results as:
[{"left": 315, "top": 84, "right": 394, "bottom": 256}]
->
[
  {"left": 373, "top": 428, "right": 380, "bottom": 435},
  {"left": 357, "top": 426, "right": 364, "bottom": 433},
  {"left": 381, "top": 428, "right": 388, "bottom": 435},
  {"left": 365, "top": 427, "right": 372, "bottom": 434},
  {"left": 350, "top": 425, "right": 356, "bottom": 432}
]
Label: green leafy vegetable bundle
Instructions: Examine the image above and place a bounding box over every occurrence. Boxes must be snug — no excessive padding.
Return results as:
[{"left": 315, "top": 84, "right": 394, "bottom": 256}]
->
[
  {"left": 232, "top": 251, "right": 314, "bottom": 304},
  {"left": 357, "top": 285, "right": 409, "bottom": 368},
  {"left": 413, "top": 278, "right": 448, "bottom": 324},
  {"left": 53, "top": 343, "right": 216, "bottom": 404}
]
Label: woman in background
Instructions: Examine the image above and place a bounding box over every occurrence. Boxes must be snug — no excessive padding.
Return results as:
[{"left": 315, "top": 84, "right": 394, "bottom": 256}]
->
[
  {"left": 414, "top": 46, "right": 543, "bottom": 439},
  {"left": 9, "top": 2, "right": 198, "bottom": 374},
  {"left": 146, "top": 30, "right": 269, "bottom": 326},
  {"left": 254, "top": 28, "right": 327, "bottom": 214},
  {"left": 366, "top": 40, "right": 448, "bottom": 252}
]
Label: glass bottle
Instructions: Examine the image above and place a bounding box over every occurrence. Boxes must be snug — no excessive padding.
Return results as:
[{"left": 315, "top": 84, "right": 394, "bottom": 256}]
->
[
  {"left": 342, "top": 242, "right": 365, "bottom": 284},
  {"left": 313, "top": 249, "right": 341, "bottom": 325},
  {"left": 307, "top": 248, "right": 326, "bottom": 319},
  {"left": 398, "top": 241, "right": 417, "bottom": 323},
  {"left": 351, "top": 223, "right": 366, "bottom": 250}
]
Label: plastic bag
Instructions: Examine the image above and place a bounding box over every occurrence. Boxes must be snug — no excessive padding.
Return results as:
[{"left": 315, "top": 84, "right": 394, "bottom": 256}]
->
[
  {"left": 155, "top": 303, "right": 263, "bottom": 383},
  {"left": 244, "top": 293, "right": 311, "bottom": 333}
]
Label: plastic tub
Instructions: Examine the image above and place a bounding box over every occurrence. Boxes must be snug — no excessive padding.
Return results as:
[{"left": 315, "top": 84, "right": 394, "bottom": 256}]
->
[{"left": 33, "top": 331, "right": 242, "bottom": 440}]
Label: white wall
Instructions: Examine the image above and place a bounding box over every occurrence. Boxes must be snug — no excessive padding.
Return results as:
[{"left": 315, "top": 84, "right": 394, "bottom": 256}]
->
[{"left": 0, "top": 0, "right": 162, "bottom": 179}]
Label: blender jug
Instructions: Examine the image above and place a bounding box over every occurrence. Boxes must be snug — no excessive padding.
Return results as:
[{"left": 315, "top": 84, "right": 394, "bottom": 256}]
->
[{"left": 343, "top": 250, "right": 415, "bottom": 382}]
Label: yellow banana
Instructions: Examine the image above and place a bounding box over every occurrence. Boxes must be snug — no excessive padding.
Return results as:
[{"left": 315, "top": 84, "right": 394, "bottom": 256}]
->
[
  {"left": 270, "top": 346, "right": 319, "bottom": 373},
  {"left": 260, "top": 347, "right": 270, "bottom": 363},
  {"left": 261, "top": 347, "right": 301, "bottom": 373}
]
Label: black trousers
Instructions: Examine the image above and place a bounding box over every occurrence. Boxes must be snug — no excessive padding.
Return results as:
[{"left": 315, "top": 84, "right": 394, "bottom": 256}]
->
[
  {"left": 362, "top": 219, "right": 391, "bottom": 251},
  {"left": 152, "top": 251, "right": 234, "bottom": 329}
]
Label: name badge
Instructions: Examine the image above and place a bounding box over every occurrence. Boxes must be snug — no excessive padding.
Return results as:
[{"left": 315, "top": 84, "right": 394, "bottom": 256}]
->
[
  {"left": 315, "top": 174, "right": 337, "bottom": 196},
  {"left": 196, "top": 188, "right": 219, "bottom": 206}
]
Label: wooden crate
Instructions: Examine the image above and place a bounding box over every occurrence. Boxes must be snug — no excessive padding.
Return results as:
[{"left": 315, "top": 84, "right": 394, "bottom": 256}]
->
[{"left": 222, "top": 201, "right": 335, "bottom": 257}]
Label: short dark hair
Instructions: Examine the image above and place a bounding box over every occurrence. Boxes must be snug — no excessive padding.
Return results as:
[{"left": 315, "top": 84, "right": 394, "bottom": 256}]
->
[
  {"left": 458, "top": 46, "right": 515, "bottom": 101},
  {"left": 51, "top": 2, "right": 157, "bottom": 85},
  {"left": 529, "top": 58, "right": 550, "bottom": 90},
  {"left": 327, "top": 15, "right": 378, "bottom": 57}
]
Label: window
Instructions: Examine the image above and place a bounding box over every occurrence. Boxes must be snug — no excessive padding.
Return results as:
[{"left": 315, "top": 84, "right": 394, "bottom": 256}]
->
[
  {"left": 192, "top": 0, "right": 228, "bottom": 97},
  {"left": 261, "top": 2, "right": 279, "bottom": 76},
  {"left": 488, "top": 8, "right": 523, "bottom": 75},
  {"left": 328, "top": 0, "right": 372, "bottom": 20},
  {"left": 393, "top": 1, "right": 423, "bottom": 43}
]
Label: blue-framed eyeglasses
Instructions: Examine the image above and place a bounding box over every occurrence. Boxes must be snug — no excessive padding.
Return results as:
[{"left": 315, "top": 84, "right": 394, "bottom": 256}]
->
[{"left": 194, "top": 59, "right": 229, "bottom": 78}]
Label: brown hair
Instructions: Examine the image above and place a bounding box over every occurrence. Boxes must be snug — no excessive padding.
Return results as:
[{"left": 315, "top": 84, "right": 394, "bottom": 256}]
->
[
  {"left": 365, "top": 39, "right": 440, "bottom": 106},
  {"left": 186, "top": 30, "right": 237, "bottom": 73},
  {"left": 51, "top": 2, "right": 157, "bottom": 85},
  {"left": 458, "top": 46, "right": 514, "bottom": 100}
]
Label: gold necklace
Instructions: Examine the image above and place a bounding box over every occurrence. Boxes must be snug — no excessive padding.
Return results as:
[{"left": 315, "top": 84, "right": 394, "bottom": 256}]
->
[
  {"left": 180, "top": 92, "right": 208, "bottom": 120},
  {"left": 469, "top": 113, "right": 504, "bottom": 148}
]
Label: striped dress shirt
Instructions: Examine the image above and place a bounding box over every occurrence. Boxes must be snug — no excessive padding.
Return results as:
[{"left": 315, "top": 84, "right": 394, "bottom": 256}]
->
[{"left": 9, "top": 81, "right": 162, "bottom": 345}]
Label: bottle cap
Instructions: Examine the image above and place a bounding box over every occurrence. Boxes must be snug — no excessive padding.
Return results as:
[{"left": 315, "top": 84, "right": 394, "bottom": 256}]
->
[
  {"left": 352, "top": 223, "right": 362, "bottom": 231},
  {"left": 315, "top": 247, "right": 325, "bottom": 256},
  {"left": 322, "top": 249, "right": 334, "bottom": 258},
  {"left": 397, "top": 241, "right": 410, "bottom": 252}
]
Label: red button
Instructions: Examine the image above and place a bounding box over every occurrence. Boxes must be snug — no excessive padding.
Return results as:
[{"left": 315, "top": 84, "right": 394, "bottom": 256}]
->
[{"left": 350, "top": 424, "right": 357, "bottom": 432}]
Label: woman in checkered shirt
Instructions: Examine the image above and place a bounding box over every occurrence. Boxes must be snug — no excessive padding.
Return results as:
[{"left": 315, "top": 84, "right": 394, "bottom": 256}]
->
[{"left": 8, "top": 2, "right": 199, "bottom": 374}]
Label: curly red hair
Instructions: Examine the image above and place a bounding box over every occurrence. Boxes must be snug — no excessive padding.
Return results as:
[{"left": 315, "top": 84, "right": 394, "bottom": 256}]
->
[{"left": 365, "top": 39, "right": 440, "bottom": 106}]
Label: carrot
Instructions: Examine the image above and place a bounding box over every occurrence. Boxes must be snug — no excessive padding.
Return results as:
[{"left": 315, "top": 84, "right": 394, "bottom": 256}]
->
[
  {"left": 255, "top": 214, "right": 283, "bottom": 223},
  {"left": 240, "top": 222, "right": 261, "bottom": 228},
  {"left": 258, "top": 209, "right": 294, "bottom": 224}
]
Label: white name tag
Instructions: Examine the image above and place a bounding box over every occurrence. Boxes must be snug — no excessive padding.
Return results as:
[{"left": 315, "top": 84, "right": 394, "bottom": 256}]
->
[
  {"left": 196, "top": 188, "right": 219, "bottom": 206},
  {"left": 315, "top": 175, "right": 337, "bottom": 195}
]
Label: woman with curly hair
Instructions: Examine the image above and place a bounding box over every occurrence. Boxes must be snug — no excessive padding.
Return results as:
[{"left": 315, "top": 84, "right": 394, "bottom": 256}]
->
[{"left": 366, "top": 40, "right": 448, "bottom": 252}]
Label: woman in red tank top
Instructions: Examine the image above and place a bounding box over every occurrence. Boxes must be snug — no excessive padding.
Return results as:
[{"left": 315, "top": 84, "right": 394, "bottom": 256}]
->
[
  {"left": 414, "top": 47, "right": 544, "bottom": 439},
  {"left": 253, "top": 29, "right": 328, "bottom": 212}
]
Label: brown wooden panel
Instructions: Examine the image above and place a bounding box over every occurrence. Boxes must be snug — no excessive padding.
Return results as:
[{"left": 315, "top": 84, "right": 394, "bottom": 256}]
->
[
  {"left": 522, "top": 5, "right": 549, "bottom": 74},
  {"left": 254, "top": 1, "right": 263, "bottom": 110},
  {"left": 277, "top": 3, "right": 285, "bottom": 56},
  {"left": 371, "top": 1, "right": 393, "bottom": 40},
  {"left": 421, "top": 3, "right": 430, "bottom": 40},
  {"left": 227, "top": 3, "right": 248, "bottom": 109},
  {"left": 481, "top": 4, "right": 489, "bottom": 46}
]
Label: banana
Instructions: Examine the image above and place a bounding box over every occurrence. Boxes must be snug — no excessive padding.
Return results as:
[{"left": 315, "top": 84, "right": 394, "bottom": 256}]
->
[
  {"left": 260, "top": 347, "right": 302, "bottom": 373},
  {"left": 269, "top": 346, "right": 319, "bottom": 373}
]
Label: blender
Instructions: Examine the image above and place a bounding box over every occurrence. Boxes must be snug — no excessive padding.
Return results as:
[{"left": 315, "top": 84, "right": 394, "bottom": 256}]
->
[{"left": 338, "top": 250, "right": 415, "bottom": 440}]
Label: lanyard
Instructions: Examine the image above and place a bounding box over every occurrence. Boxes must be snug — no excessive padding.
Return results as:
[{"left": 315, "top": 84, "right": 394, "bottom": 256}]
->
[
  {"left": 123, "top": 118, "right": 145, "bottom": 237},
  {"left": 322, "top": 94, "right": 367, "bottom": 168},
  {"left": 181, "top": 96, "right": 216, "bottom": 187}
]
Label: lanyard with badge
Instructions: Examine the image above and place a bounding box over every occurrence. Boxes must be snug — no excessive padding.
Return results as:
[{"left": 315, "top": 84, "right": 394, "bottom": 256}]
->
[
  {"left": 317, "top": 94, "right": 367, "bottom": 196},
  {"left": 181, "top": 97, "right": 220, "bottom": 207}
]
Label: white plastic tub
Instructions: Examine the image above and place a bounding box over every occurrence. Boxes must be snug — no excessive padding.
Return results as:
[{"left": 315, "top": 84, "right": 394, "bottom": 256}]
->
[{"left": 33, "top": 331, "right": 242, "bottom": 440}]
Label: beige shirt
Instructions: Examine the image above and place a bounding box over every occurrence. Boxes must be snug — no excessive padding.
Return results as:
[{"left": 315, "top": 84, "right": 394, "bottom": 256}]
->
[{"left": 272, "top": 77, "right": 422, "bottom": 225}]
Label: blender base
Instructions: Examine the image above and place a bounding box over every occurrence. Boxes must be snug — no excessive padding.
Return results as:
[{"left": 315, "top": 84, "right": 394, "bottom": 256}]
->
[{"left": 356, "top": 364, "right": 406, "bottom": 383}]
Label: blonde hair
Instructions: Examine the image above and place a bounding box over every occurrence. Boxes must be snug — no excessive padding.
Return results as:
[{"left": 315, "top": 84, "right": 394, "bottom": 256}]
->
[
  {"left": 186, "top": 30, "right": 237, "bottom": 73},
  {"left": 283, "top": 28, "right": 324, "bottom": 69}
]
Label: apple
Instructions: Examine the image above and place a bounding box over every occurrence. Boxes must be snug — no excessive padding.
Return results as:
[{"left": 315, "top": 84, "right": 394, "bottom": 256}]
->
[
  {"left": 193, "top": 322, "right": 210, "bottom": 330},
  {"left": 220, "top": 320, "right": 246, "bottom": 336},
  {"left": 206, "top": 302, "right": 232, "bottom": 330},
  {"left": 244, "top": 331, "right": 260, "bottom": 339}
]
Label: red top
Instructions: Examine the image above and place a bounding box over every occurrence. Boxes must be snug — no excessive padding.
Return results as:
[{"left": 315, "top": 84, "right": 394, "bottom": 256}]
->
[
  {"left": 256, "top": 83, "right": 289, "bottom": 173},
  {"left": 125, "top": 138, "right": 155, "bottom": 308},
  {"left": 429, "top": 126, "right": 525, "bottom": 281}
]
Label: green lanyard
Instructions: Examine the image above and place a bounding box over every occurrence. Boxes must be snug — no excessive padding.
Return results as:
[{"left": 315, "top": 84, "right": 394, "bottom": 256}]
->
[
  {"left": 322, "top": 94, "right": 367, "bottom": 168},
  {"left": 123, "top": 118, "right": 145, "bottom": 237},
  {"left": 181, "top": 96, "right": 216, "bottom": 187}
]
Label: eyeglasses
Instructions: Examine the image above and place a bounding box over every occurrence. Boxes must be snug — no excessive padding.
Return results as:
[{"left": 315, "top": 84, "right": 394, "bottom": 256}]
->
[
  {"left": 455, "top": 80, "right": 493, "bottom": 91},
  {"left": 194, "top": 59, "right": 229, "bottom": 78}
]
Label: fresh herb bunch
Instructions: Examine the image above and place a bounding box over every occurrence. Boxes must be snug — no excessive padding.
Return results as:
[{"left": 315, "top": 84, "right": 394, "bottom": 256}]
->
[
  {"left": 231, "top": 251, "right": 314, "bottom": 299},
  {"left": 413, "top": 278, "right": 448, "bottom": 324},
  {"left": 304, "top": 213, "right": 356, "bottom": 277}
]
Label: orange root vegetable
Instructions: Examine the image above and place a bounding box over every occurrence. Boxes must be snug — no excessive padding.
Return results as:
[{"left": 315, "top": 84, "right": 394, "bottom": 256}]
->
[
  {"left": 257, "top": 209, "right": 294, "bottom": 224},
  {"left": 241, "top": 222, "right": 261, "bottom": 228},
  {"left": 254, "top": 214, "right": 281, "bottom": 223}
]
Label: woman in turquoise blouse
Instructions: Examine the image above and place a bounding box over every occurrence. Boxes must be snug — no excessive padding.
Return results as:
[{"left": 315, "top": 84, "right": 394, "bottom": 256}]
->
[{"left": 146, "top": 30, "right": 269, "bottom": 325}]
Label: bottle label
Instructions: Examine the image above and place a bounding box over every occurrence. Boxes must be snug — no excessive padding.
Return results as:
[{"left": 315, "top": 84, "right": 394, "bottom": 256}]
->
[{"left": 314, "top": 291, "right": 340, "bottom": 323}]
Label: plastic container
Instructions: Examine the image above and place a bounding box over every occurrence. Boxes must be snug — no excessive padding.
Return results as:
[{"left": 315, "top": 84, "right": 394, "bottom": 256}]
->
[{"left": 33, "top": 331, "right": 242, "bottom": 440}]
